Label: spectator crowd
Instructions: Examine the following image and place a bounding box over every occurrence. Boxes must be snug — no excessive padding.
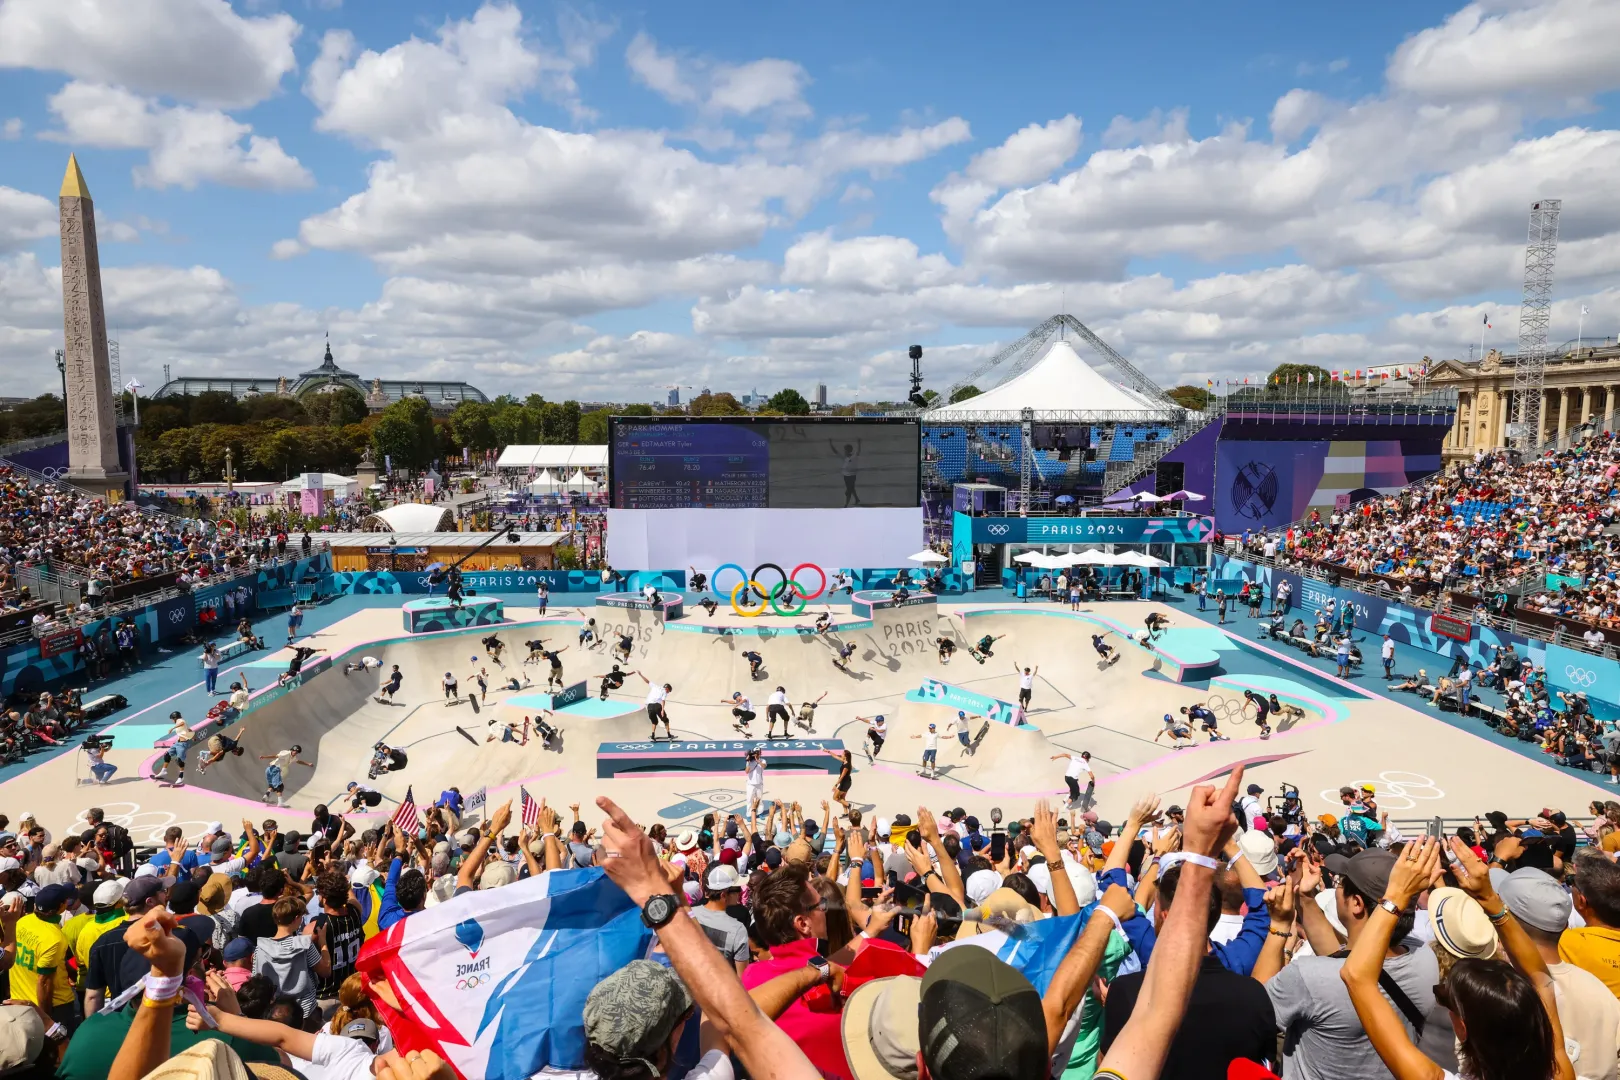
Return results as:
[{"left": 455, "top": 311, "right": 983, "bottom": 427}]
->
[
  {"left": 1238, "top": 431, "right": 1620, "bottom": 635},
  {"left": 0, "top": 765, "right": 1611, "bottom": 1080}
]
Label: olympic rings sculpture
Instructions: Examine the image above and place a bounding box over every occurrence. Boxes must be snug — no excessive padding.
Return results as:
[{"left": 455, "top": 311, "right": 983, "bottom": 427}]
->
[{"left": 715, "top": 562, "right": 828, "bottom": 617}]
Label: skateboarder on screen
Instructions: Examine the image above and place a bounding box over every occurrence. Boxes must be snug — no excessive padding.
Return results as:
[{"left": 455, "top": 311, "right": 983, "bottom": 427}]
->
[
  {"left": 829, "top": 438, "right": 864, "bottom": 507},
  {"left": 742, "top": 650, "right": 764, "bottom": 680},
  {"left": 936, "top": 636, "right": 957, "bottom": 664}
]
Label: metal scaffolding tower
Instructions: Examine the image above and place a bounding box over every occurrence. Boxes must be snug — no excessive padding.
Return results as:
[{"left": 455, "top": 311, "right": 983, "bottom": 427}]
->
[{"left": 1509, "top": 199, "right": 1561, "bottom": 449}]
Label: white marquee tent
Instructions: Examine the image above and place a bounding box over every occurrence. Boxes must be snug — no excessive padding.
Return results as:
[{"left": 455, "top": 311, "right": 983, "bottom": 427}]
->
[
  {"left": 495, "top": 445, "right": 610, "bottom": 470},
  {"left": 925, "top": 340, "right": 1171, "bottom": 422}
]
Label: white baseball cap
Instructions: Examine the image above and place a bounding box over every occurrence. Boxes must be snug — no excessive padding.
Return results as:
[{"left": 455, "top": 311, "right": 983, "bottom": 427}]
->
[
  {"left": 93, "top": 880, "right": 125, "bottom": 908},
  {"left": 0, "top": 858, "right": 20, "bottom": 874}
]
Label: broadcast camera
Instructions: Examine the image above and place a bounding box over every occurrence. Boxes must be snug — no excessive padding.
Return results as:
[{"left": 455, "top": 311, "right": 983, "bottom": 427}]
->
[{"left": 81, "top": 734, "right": 113, "bottom": 753}]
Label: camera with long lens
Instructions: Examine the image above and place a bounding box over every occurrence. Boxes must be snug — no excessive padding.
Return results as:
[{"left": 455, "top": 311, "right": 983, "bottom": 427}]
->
[{"left": 81, "top": 734, "right": 112, "bottom": 752}]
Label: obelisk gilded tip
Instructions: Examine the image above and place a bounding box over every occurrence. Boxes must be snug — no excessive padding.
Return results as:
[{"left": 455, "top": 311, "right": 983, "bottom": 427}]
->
[{"left": 60, "top": 154, "right": 90, "bottom": 199}]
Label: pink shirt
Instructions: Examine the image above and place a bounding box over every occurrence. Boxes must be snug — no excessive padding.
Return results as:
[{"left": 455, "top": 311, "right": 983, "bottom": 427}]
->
[
  {"left": 739, "top": 937, "right": 849, "bottom": 1080},
  {"left": 224, "top": 965, "right": 252, "bottom": 991}
]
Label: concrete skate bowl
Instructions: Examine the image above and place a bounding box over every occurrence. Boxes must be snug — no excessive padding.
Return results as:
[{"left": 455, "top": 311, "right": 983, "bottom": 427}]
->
[{"left": 181, "top": 618, "right": 605, "bottom": 814}]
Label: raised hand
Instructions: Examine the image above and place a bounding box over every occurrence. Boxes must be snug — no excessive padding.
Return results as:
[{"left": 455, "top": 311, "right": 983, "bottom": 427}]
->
[
  {"left": 1264, "top": 879, "right": 1298, "bottom": 927},
  {"left": 1384, "top": 835, "right": 1443, "bottom": 908},
  {"left": 123, "top": 907, "right": 186, "bottom": 977},
  {"left": 488, "top": 800, "right": 513, "bottom": 836},
  {"left": 597, "top": 795, "right": 673, "bottom": 907},
  {"left": 913, "top": 806, "right": 940, "bottom": 848},
  {"left": 1100, "top": 884, "right": 1137, "bottom": 921},
  {"left": 1126, "top": 794, "right": 1162, "bottom": 828},
  {"left": 909, "top": 909, "right": 938, "bottom": 955},
  {"left": 1447, "top": 835, "right": 1497, "bottom": 902},
  {"left": 1151, "top": 825, "right": 1181, "bottom": 856},
  {"left": 1181, "top": 765, "right": 1244, "bottom": 857},
  {"left": 1029, "top": 799, "right": 1062, "bottom": 861}
]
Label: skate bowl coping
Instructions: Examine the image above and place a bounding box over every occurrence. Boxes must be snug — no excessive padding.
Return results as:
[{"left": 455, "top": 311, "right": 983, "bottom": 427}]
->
[
  {"left": 906, "top": 678, "right": 1034, "bottom": 729},
  {"left": 596, "top": 738, "right": 846, "bottom": 779}
]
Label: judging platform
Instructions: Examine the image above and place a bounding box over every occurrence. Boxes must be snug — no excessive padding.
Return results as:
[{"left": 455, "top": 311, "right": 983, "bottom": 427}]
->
[
  {"left": 597, "top": 738, "right": 845, "bottom": 779},
  {"left": 595, "top": 590, "right": 685, "bottom": 620},
  {"left": 850, "top": 590, "right": 938, "bottom": 619},
  {"left": 402, "top": 596, "right": 504, "bottom": 634}
]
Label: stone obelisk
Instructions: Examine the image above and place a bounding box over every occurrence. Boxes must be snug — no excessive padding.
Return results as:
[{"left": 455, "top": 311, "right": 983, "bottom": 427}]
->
[{"left": 58, "top": 153, "right": 128, "bottom": 499}]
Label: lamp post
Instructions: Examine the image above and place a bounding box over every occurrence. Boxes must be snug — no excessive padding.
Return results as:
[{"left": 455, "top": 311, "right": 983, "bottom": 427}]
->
[{"left": 53, "top": 349, "right": 66, "bottom": 427}]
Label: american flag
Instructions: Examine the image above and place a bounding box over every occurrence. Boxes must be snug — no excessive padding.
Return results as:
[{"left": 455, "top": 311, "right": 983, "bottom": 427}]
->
[
  {"left": 391, "top": 787, "right": 420, "bottom": 832},
  {"left": 520, "top": 786, "right": 540, "bottom": 827},
  {"left": 465, "top": 787, "right": 486, "bottom": 815}
]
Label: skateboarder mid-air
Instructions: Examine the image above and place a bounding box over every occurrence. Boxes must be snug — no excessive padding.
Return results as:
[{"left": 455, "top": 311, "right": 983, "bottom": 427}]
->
[{"left": 967, "top": 634, "right": 1003, "bottom": 664}]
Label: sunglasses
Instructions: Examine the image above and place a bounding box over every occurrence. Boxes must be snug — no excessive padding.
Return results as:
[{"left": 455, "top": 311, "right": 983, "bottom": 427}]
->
[{"left": 801, "top": 897, "right": 829, "bottom": 914}]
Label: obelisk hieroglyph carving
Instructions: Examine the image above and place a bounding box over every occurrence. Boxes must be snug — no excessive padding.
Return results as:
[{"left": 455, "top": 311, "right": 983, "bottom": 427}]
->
[{"left": 58, "top": 153, "right": 127, "bottom": 496}]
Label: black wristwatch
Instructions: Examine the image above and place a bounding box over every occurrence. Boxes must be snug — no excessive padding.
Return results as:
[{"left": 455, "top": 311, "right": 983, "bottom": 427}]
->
[
  {"left": 806, "top": 955, "right": 831, "bottom": 985},
  {"left": 641, "top": 894, "right": 680, "bottom": 929}
]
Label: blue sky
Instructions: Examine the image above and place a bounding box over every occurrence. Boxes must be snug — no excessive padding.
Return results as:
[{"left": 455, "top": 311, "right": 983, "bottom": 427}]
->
[{"left": 1, "top": 0, "right": 1617, "bottom": 403}]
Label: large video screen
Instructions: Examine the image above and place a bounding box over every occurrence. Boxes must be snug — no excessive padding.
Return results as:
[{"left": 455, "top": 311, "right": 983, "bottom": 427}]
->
[{"left": 609, "top": 417, "right": 920, "bottom": 509}]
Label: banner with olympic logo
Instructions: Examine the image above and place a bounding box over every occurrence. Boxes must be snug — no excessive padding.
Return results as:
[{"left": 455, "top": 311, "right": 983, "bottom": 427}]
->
[{"left": 711, "top": 562, "right": 828, "bottom": 617}]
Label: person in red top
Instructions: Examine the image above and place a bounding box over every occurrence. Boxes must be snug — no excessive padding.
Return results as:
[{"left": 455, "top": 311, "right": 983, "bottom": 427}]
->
[{"left": 739, "top": 861, "right": 849, "bottom": 1079}]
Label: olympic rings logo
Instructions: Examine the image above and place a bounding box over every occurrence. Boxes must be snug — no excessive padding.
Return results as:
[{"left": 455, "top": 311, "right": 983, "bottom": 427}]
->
[
  {"left": 987, "top": 524, "right": 1010, "bottom": 536},
  {"left": 456, "top": 975, "right": 488, "bottom": 990},
  {"left": 1565, "top": 665, "right": 1598, "bottom": 687},
  {"left": 713, "top": 563, "right": 826, "bottom": 617}
]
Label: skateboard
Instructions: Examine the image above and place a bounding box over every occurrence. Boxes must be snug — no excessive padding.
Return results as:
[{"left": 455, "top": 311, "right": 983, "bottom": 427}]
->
[{"left": 969, "top": 721, "right": 990, "bottom": 756}]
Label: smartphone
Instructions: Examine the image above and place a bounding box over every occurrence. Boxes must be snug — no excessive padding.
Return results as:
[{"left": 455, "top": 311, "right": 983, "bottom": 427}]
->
[
  {"left": 860, "top": 886, "right": 882, "bottom": 900},
  {"left": 815, "top": 937, "right": 830, "bottom": 958},
  {"left": 892, "top": 880, "right": 928, "bottom": 911},
  {"left": 990, "top": 833, "right": 1007, "bottom": 865}
]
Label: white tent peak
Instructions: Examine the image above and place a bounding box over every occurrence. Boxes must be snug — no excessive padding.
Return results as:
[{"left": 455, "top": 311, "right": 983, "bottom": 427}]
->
[{"left": 926, "top": 339, "right": 1171, "bottom": 419}]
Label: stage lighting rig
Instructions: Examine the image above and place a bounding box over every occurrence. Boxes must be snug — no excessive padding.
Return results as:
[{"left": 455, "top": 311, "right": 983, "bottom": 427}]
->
[{"left": 907, "top": 344, "right": 927, "bottom": 407}]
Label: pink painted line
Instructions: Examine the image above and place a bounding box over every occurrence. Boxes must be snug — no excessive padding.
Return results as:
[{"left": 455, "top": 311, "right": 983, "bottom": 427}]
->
[
  {"left": 597, "top": 749, "right": 828, "bottom": 759},
  {"left": 602, "top": 769, "right": 836, "bottom": 779}
]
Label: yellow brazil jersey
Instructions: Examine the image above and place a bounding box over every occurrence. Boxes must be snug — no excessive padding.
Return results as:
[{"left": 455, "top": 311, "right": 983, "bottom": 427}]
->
[
  {"left": 74, "top": 913, "right": 126, "bottom": 972},
  {"left": 11, "top": 913, "right": 74, "bottom": 1007}
]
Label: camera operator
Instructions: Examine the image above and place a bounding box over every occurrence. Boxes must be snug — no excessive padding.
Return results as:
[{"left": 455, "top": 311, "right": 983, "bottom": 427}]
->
[{"left": 80, "top": 735, "right": 116, "bottom": 785}]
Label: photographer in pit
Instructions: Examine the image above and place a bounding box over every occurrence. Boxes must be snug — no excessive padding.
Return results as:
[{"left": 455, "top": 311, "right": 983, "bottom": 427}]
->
[{"left": 80, "top": 734, "right": 116, "bottom": 784}]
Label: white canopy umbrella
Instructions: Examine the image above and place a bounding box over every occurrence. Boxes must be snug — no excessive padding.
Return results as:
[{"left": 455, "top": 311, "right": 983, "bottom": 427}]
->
[
  {"left": 564, "top": 469, "right": 597, "bottom": 491},
  {"left": 1011, "top": 551, "right": 1044, "bottom": 565},
  {"left": 1072, "top": 549, "right": 1122, "bottom": 566},
  {"left": 1114, "top": 550, "right": 1169, "bottom": 568},
  {"left": 908, "top": 550, "right": 949, "bottom": 564}
]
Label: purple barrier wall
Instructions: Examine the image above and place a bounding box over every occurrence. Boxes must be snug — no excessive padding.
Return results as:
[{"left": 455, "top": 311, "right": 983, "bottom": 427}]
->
[{"left": 1213, "top": 435, "right": 1443, "bottom": 532}]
